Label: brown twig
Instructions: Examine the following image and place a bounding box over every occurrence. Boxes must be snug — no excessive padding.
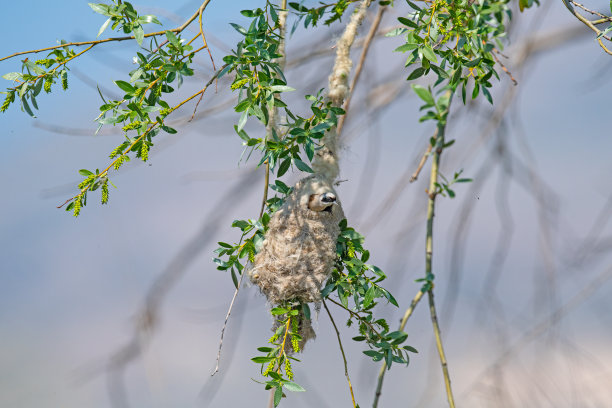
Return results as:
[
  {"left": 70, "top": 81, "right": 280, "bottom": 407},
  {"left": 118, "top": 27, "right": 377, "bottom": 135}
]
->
[
  {"left": 492, "top": 48, "right": 518, "bottom": 85},
  {"left": 58, "top": 63, "right": 227, "bottom": 209},
  {"left": 561, "top": 0, "right": 612, "bottom": 54},
  {"left": 322, "top": 300, "right": 357, "bottom": 408},
  {"left": 0, "top": 0, "right": 213, "bottom": 62},
  {"left": 410, "top": 143, "right": 433, "bottom": 182},
  {"left": 571, "top": 1, "right": 612, "bottom": 21}
]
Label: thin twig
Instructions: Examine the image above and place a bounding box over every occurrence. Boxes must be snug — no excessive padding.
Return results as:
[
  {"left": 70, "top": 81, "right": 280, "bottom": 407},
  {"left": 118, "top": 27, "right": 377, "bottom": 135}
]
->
[
  {"left": 424, "top": 90, "right": 456, "bottom": 408},
  {"left": 492, "top": 48, "right": 518, "bottom": 86},
  {"left": 560, "top": 0, "right": 612, "bottom": 54},
  {"left": 571, "top": 1, "right": 612, "bottom": 21},
  {"left": 0, "top": 0, "right": 213, "bottom": 62},
  {"left": 58, "top": 62, "right": 227, "bottom": 209},
  {"left": 410, "top": 143, "right": 433, "bottom": 182},
  {"left": 336, "top": 5, "right": 386, "bottom": 135},
  {"left": 327, "top": 297, "right": 383, "bottom": 338},
  {"left": 322, "top": 300, "right": 357, "bottom": 408},
  {"left": 211, "top": 271, "right": 247, "bottom": 376}
]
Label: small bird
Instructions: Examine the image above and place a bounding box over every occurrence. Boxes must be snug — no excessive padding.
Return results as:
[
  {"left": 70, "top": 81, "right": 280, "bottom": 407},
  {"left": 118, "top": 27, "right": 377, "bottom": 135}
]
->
[{"left": 308, "top": 192, "right": 336, "bottom": 212}]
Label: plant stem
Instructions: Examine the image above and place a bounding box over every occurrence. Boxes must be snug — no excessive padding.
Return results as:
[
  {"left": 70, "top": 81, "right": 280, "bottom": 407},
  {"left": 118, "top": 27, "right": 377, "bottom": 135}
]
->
[
  {"left": 323, "top": 300, "right": 357, "bottom": 408},
  {"left": 425, "top": 89, "right": 456, "bottom": 408},
  {"left": 373, "top": 90, "right": 456, "bottom": 408},
  {"left": 0, "top": 0, "right": 213, "bottom": 62}
]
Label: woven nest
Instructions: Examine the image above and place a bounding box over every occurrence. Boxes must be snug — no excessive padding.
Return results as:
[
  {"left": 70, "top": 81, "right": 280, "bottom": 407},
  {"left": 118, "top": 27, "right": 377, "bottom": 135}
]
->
[{"left": 249, "top": 174, "right": 345, "bottom": 305}]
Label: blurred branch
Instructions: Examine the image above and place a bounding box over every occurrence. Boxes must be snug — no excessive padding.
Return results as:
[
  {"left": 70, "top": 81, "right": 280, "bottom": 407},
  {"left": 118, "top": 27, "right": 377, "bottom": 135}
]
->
[
  {"left": 103, "top": 169, "right": 260, "bottom": 407},
  {"left": 461, "top": 263, "right": 612, "bottom": 397}
]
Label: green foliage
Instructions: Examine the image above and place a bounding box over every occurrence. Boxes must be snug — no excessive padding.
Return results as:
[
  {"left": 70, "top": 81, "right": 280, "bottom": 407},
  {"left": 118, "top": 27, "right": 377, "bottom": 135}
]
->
[
  {"left": 433, "top": 169, "right": 472, "bottom": 198},
  {"left": 390, "top": 0, "right": 513, "bottom": 105},
  {"left": 222, "top": 4, "right": 347, "bottom": 177},
  {"left": 251, "top": 303, "right": 306, "bottom": 407},
  {"left": 88, "top": 1, "right": 161, "bottom": 45},
  {"left": 1, "top": 44, "right": 77, "bottom": 117},
  {"left": 322, "top": 220, "right": 416, "bottom": 369},
  {"left": 288, "top": 0, "right": 362, "bottom": 30}
]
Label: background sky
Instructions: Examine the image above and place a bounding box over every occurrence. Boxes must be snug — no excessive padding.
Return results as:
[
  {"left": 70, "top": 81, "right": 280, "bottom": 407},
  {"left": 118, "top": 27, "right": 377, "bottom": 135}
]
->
[{"left": 2, "top": 1, "right": 612, "bottom": 407}]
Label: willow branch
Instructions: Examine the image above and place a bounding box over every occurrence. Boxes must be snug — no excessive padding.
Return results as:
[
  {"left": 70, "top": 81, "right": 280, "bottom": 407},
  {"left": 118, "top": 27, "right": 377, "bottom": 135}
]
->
[
  {"left": 57, "top": 62, "right": 227, "bottom": 209},
  {"left": 561, "top": 0, "right": 612, "bottom": 54},
  {"left": 322, "top": 300, "right": 357, "bottom": 408},
  {"left": 0, "top": 0, "right": 213, "bottom": 62},
  {"left": 424, "top": 90, "right": 456, "bottom": 408}
]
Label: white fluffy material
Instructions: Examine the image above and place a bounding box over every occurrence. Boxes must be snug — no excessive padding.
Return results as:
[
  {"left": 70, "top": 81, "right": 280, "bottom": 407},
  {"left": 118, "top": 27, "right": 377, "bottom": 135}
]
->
[{"left": 250, "top": 174, "right": 345, "bottom": 304}]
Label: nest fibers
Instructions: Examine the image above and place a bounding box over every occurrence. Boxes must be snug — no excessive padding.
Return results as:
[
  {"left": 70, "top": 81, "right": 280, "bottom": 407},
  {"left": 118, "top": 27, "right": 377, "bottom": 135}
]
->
[{"left": 250, "top": 174, "right": 345, "bottom": 305}]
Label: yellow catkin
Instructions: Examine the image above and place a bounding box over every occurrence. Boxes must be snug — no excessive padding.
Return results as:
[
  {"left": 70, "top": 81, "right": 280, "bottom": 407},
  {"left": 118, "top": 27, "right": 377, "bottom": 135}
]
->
[
  {"left": 263, "top": 360, "right": 275, "bottom": 376},
  {"left": 284, "top": 358, "right": 293, "bottom": 380}
]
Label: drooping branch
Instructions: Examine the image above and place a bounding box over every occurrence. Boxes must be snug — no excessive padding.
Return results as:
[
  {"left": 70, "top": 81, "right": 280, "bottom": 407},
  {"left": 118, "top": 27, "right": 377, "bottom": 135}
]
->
[
  {"left": 0, "top": 0, "right": 213, "bottom": 62},
  {"left": 560, "top": 0, "right": 612, "bottom": 55}
]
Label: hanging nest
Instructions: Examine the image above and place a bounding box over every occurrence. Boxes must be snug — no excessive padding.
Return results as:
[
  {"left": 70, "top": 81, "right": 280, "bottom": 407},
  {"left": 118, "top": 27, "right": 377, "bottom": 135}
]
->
[{"left": 249, "top": 174, "right": 345, "bottom": 305}]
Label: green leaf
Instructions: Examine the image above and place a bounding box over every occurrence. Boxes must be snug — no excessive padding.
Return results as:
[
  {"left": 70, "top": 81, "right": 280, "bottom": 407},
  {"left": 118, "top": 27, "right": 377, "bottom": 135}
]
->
[
  {"left": 251, "top": 356, "right": 275, "bottom": 364},
  {"left": 138, "top": 15, "right": 161, "bottom": 25},
  {"left": 88, "top": 3, "right": 110, "bottom": 16},
  {"left": 270, "top": 307, "right": 288, "bottom": 315},
  {"left": 293, "top": 158, "right": 313, "bottom": 173},
  {"left": 232, "top": 220, "right": 250, "bottom": 230},
  {"left": 387, "top": 331, "right": 408, "bottom": 344},
  {"left": 421, "top": 45, "right": 437, "bottom": 63},
  {"left": 363, "top": 286, "right": 376, "bottom": 309},
  {"left": 277, "top": 158, "right": 291, "bottom": 177},
  {"left": 237, "top": 110, "right": 248, "bottom": 132},
  {"left": 395, "top": 43, "right": 418, "bottom": 53},
  {"left": 406, "top": 67, "right": 425, "bottom": 80},
  {"left": 229, "top": 23, "right": 247, "bottom": 35},
  {"left": 397, "top": 16, "right": 417, "bottom": 29},
  {"left": 97, "top": 17, "right": 112, "bottom": 37},
  {"left": 114, "top": 80, "right": 135, "bottom": 93},
  {"left": 2, "top": 72, "right": 22, "bottom": 81},
  {"left": 284, "top": 381, "right": 305, "bottom": 392},
  {"left": 274, "top": 386, "right": 282, "bottom": 407},
  {"left": 161, "top": 125, "right": 177, "bottom": 134},
  {"left": 363, "top": 350, "right": 383, "bottom": 360},
  {"left": 165, "top": 30, "right": 180, "bottom": 47},
  {"left": 133, "top": 25, "right": 144, "bottom": 46},
  {"left": 79, "top": 169, "right": 94, "bottom": 176},
  {"left": 21, "top": 97, "right": 35, "bottom": 117},
  {"left": 411, "top": 84, "right": 435, "bottom": 106}
]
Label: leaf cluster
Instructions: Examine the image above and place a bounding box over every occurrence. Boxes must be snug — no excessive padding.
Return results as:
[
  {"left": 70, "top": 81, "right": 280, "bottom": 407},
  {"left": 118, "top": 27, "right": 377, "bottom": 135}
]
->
[
  {"left": 251, "top": 303, "right": 307, "bottom": 407},
  {"left": 1, "top": 43, "right": 75, "bottom": 116},
  {"left": 322, "top": 219, "right": 417, "bottom": 368},
  {"left": 391, "top": 0, "right": 513, "bottom": 104},
  {"left": 89, "top": 1, "right": 161, "bottom": 45},
  {"left": 288, "top": 0, "right": 358, "bottom": 29}
]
